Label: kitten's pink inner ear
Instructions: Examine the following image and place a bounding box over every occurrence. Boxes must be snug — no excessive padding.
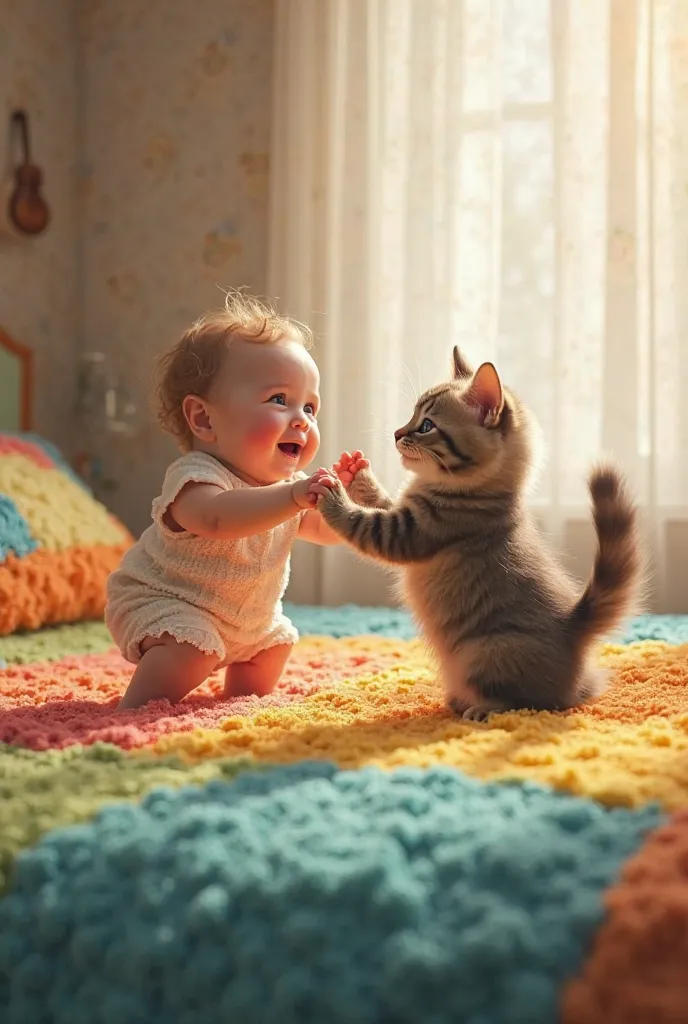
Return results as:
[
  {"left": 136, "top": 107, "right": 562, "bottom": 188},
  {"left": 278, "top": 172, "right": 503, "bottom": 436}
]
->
[{"left": 467, "top": 362, "right": 504, "bottom": 425}]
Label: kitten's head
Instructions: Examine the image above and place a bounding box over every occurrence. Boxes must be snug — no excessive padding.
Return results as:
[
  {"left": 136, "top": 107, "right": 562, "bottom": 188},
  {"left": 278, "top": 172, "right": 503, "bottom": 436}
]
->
[{"left": 395, "top": 347, "right": 541, "bottom": 494}]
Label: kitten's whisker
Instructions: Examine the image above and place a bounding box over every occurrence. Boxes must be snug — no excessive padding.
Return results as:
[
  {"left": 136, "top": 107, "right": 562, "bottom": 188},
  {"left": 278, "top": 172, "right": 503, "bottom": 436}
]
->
[
  {"left": 400, "top": 361, "right": 419, "bottom": 401},
  {"left": 413, "top": 355, "right": 424, "bottom": 398},
  {"left": 423, "top": 447, "right": 451, "bottom": 473},
  {"left": 380, "top": 377, "right": 415, "bottom": 411},
  {"left": 361, "top": 427, "right": 393, "bottom": 443},
  {"left": 364, "top": 413, "right": 395, "bottom": 433}
]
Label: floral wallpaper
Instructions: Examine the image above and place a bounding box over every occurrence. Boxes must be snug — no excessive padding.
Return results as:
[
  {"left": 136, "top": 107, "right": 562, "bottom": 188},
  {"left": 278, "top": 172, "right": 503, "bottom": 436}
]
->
[
  {"left": 0, "top": 0, "right": 273, "bottom": 532},
  {"left": 0, "top": 0, "right": 80, "bottom": 455},
  {"left": 78, "top": 0, "right": 275, "bottom": 534}
]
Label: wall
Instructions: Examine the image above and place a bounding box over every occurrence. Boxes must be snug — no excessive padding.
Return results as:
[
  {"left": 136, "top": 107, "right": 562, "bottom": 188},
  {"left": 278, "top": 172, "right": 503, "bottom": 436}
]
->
[
  {"left": 0, "top": 0, "right": 79, "bottom": 454},
  {"left": 78, "top": 0, "right": 274, "bottom": 534}
]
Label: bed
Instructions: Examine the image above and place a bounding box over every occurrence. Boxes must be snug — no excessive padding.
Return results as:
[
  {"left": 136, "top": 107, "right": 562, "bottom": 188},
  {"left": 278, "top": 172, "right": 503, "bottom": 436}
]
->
[{"left": 1, "top": 328, "right": 688, "bottom": 1023}]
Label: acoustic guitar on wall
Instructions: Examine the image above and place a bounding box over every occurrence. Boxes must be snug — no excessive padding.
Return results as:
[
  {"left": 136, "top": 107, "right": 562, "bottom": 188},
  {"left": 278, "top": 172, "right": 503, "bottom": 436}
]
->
[{"left": 8, "top": 110, "right": 50, "bottom": 236}]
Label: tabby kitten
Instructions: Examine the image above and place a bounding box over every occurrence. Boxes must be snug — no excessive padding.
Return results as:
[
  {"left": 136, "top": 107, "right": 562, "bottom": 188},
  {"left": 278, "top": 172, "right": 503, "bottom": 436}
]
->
[{"left": 315, "top": 348, "right": 642, "bottom": 720}]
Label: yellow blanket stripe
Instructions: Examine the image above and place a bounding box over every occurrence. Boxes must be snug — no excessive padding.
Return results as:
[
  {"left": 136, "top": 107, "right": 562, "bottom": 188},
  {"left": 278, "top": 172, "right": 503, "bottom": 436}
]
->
[{"left": 152, "top": 640, "right": 688, "bottom": 810}]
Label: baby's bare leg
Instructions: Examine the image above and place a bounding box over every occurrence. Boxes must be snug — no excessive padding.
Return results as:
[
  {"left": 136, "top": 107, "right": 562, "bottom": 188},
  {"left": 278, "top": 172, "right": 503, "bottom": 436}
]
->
[
  {"left": 223, "top": 643, "right": 293, "bottom": 699},
  {"left": 117, "top": 633, "right": 220, "bottom": 710}
]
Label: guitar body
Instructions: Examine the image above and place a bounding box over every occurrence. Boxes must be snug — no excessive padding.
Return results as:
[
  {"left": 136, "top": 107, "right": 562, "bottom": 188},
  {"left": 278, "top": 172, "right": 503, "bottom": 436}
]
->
[{"left": 7, "top": 112, "right": 50, "bottom": 237}]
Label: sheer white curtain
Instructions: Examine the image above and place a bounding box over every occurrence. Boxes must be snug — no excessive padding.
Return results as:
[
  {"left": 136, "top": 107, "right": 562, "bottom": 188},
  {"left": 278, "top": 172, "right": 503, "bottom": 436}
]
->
[{"left": 269, "top": 0, "right": 688, "bottom": 612}]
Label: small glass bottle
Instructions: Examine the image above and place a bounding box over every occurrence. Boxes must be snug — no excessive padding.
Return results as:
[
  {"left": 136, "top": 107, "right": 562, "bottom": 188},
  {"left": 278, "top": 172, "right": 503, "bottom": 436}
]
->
[{"left": 75, "top": 352, "right": 107, "bottom": 434}]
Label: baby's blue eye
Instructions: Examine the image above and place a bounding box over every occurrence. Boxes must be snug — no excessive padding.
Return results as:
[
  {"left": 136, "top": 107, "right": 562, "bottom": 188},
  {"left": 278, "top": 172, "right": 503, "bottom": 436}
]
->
[
  {"left": 305, "top": 403, "right": 316, "bottom": 416},
  {"left": 269, "top": 394, "right": 287, "bottom": 406},
  {"left": 418, "top": 418, "right": 434, "bottom": 434}
]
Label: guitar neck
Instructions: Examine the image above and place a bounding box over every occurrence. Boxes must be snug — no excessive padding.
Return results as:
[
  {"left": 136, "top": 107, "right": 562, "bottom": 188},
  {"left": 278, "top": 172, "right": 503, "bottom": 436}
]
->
[{"left": 11, "top": 110, "right": 32, "bottom": 164}]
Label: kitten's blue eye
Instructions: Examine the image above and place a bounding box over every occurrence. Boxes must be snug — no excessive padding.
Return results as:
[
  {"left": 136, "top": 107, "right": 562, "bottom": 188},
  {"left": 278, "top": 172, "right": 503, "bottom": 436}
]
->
[
  {"left": 269, "top": 394, "right": 287, "bottom": 406},
  {"left": 418, "top": 418, "right": 434, "bottom": 434}
]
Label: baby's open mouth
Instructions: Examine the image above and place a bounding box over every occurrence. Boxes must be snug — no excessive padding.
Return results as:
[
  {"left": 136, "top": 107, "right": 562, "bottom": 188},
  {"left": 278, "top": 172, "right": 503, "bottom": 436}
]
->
[{"left": 278, "top": 442, "right": 301, "bottom": 458}]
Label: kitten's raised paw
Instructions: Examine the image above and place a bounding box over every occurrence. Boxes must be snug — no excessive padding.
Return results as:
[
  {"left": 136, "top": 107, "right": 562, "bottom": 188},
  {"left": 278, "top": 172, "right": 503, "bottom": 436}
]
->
[{"left": 462, "top": 704, "right": 501, "bottom": 722}]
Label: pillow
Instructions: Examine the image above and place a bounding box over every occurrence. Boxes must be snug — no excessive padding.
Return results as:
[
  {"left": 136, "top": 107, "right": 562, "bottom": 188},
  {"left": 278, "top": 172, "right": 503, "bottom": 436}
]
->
[{"left": 0, "top": 433, "right": 133, "bottom": 635}]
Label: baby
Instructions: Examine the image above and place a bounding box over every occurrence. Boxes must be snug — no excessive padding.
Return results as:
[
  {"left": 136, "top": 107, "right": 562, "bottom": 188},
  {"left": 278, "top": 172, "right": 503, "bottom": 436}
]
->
[{"left": 106, "top": 292, "right": 367, "bottom": 710}]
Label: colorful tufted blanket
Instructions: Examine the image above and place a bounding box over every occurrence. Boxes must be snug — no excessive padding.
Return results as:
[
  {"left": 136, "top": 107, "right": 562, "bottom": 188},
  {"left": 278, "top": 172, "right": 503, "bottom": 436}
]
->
[{"left": 1, "top": 606, "right": 688, "bottom": 1023}]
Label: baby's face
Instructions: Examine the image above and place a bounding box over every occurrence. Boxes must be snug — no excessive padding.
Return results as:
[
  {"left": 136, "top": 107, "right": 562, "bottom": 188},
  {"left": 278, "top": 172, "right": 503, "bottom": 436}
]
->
[{"left": 202, "top": 337, "right": 321, "bottom": 484}]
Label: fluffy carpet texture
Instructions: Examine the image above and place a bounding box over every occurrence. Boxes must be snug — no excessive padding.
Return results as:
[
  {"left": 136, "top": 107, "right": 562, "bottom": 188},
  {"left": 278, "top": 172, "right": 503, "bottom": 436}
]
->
[{"left": 1, "top": 605, "right": 688, "bottom": 1023}]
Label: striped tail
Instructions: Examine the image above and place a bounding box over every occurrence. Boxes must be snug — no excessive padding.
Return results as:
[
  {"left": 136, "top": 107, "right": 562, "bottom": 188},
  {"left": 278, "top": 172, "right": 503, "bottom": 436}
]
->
[{"left": 568, "top": 463, "right": 642, "bottom": 645}]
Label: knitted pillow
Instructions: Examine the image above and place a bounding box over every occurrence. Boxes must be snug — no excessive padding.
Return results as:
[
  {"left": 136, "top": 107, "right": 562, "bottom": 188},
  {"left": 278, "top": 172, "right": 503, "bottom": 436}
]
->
[{"left": 0, "top": 433, "right": 133, "bottom": 635}]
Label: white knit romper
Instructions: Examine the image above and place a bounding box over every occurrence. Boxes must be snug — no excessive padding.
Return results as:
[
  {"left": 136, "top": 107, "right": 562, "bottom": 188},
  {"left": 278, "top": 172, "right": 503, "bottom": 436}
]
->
[{"left": 105, "top": 451, "right": 305, "bottom": 665}]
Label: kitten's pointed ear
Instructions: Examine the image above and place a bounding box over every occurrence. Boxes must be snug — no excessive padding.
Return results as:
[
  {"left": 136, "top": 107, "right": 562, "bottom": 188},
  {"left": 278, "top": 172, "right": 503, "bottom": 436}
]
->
[
  {"left": 452, "top": 346, "right": 473, "bottom": 380},
  {"left": 467, "top": 362, "right": 504, "bottom": 427}
]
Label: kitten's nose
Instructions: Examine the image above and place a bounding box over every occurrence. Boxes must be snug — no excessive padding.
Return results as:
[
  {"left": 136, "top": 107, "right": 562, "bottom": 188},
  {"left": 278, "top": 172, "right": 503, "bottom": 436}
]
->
[{"left": 394, "top": 428, "right": 405, "bottom": 442}]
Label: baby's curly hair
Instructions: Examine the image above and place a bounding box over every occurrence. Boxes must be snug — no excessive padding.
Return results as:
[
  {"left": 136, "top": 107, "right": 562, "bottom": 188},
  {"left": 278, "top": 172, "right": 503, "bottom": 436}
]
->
[{"left": 156, "top": 291, "right": 312, "bottom": 450}]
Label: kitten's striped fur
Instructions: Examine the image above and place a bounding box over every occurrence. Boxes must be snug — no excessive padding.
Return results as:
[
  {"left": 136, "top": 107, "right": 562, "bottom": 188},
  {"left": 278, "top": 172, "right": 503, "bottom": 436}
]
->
[{"left": 318, "top": 347, "right": 642, "bottom": 719}]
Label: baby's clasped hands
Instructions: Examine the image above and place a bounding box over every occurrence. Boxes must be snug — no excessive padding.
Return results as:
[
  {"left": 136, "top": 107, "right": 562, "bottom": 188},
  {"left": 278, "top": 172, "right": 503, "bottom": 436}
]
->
[{"left": 291, "top": 472, "right": 324, "bottom": 509}]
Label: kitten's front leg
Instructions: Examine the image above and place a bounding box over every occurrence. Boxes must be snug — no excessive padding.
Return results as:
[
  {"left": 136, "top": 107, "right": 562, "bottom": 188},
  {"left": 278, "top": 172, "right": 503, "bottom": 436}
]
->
[
  {"left": 349, "top": 467, "right": 393, "bottom": 510},
  {"left": 312, "top": 477, "right": 439, "bottom": 564}
]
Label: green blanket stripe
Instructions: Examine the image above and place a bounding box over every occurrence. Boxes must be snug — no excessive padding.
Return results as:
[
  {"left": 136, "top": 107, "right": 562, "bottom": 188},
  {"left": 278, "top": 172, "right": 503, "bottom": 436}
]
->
[
  {"left": 0, "top": 621, "right": 114, "bottom": 664},
  {"left": 0, "top": 742, "right": 267, "bottom": 895}
]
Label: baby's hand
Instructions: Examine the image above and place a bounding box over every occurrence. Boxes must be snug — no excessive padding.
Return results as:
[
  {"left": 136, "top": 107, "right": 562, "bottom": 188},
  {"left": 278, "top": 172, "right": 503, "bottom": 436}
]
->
[
  {"left": 293, "top": 468, "right": 332, "bottom": 509},
  {"left": 333, "top": 450, "right": 370, "bottom": 490},
  {"left": 308, "top": 470, "right": 338, "bottom": 498}
]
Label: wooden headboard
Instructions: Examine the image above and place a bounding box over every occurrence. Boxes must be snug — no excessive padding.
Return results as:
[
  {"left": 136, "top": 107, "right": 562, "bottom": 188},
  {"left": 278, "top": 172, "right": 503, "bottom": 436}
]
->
[{"left": 0, "top": 326, "right": 33, "bottom": 431}]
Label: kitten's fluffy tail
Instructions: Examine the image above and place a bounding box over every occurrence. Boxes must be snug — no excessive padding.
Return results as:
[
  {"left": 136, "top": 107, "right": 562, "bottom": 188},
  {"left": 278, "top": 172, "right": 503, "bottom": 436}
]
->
[{"left": 568, "top": 463, "right": 642, "bottom": 646}]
